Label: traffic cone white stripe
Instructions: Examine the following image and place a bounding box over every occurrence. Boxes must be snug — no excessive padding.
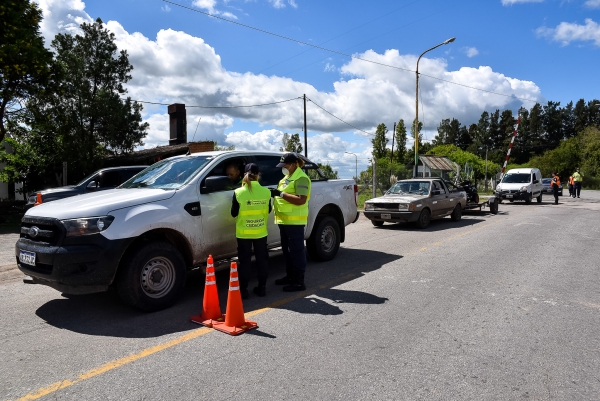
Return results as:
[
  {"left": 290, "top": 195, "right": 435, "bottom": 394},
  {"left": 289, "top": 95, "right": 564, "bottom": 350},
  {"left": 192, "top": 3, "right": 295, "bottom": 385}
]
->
[
  {"left": 205, "top": 280, "right": 216, "bottom": 285},
  {"left": 229, "top": 286, "right": 240, "bottom": 291}
]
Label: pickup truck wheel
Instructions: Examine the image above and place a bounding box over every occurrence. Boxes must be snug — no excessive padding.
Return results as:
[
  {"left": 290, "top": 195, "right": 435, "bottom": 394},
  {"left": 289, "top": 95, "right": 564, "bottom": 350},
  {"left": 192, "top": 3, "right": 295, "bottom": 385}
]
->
[
  {"left": 117, "top": 241, "right": 186, "bottom": 312},
  {"left": 371, "top": 220, "right": 384, "bottom": 227},
  {"left": 307, "top": 216, "right": 341, "bottom": 262},
  {"left": 450, "top": 204, "right": 462, "bottom": 222},
  {"left": 414, "top": 208, "right": 431, "bottom": 229}
]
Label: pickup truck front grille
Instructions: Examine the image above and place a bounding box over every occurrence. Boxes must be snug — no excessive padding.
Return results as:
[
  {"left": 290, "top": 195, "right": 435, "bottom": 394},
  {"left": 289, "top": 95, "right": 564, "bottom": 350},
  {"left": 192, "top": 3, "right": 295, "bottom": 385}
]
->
[{"left": 20, "top": 216, "right": 65, "bottom": 246}]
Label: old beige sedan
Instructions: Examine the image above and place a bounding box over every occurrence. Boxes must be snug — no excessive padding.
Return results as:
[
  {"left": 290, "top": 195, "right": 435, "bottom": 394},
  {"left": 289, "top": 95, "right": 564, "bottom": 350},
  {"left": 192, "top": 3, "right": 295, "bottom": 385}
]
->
[{"left": 363, "top": 179, "right": 467, "bottom": 229}]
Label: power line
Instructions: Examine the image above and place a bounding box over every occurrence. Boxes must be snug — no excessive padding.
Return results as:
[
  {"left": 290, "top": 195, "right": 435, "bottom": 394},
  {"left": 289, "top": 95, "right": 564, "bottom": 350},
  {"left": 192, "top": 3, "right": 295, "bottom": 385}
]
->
[
  {"left": 163, "top": 0, "right": 538, "bottom": 104},
  {"left": 306, "top": 97, "right": 375, "bottom": 136},
  {"left": 256, "top": 0, "right": 423, "bottom": 75},
  {"left": 126, "top": 96, "right": 302, "bottom": 108}
]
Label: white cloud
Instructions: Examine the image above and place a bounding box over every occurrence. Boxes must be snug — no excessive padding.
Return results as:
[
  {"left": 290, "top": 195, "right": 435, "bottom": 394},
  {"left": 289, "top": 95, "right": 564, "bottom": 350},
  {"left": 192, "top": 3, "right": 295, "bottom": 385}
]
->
[
  {"left": 35, "top": 0, "right": 93, "bottom": 43},
  {"left": 161, "top": 4, "right": 171, "bottom": 12},
  {"left": 193, "top": 0, "right": 217, "bottom": 13},
  {"left": 537, "top": 18, "right": 600, "bottom": 46},
  {"left": 501, "top": 0, "right": 543, "bottom": 5},
  {"left": 268, "top": 0, "right": 298, "bottom": 8},
  {"left": 464, "top": 47, "right": 479, "bottom": 58},
  {"left": 225, "top": 129, "right": 284, "bottom": 151},
  {"left": 584, "top": 0, "right": 600, "bottom": 8},
  {"left": 38, "top": 1, "right": 543, "bottom": 154},
  {"left": 324, "top": 62, "right": 337, "bottom": 72}
]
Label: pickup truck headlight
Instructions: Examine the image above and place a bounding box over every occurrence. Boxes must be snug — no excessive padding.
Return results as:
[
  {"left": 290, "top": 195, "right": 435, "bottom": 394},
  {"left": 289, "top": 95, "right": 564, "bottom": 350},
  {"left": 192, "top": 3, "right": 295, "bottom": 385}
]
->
[
  {"left": 62, "top": 216, "right": 115, "bottom": 236},
  {"left": 365, "top": 203, "right": 374, "bottom": 211},
  {"left": 520, "top": 186, "right": 528, "bottom": 192}
]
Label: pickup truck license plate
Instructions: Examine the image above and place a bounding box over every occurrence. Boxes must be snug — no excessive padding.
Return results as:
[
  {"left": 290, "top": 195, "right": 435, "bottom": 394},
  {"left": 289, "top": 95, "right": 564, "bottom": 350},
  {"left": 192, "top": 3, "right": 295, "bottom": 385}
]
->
[
  {"left": 19, "top": 250, "right": 36, "bottom": 266},
  {"left": 381, "top": 213, "right": 391, "bottom": 219},
  {"left": 506, "top": 194, "right": 513, "bottom": 198}
]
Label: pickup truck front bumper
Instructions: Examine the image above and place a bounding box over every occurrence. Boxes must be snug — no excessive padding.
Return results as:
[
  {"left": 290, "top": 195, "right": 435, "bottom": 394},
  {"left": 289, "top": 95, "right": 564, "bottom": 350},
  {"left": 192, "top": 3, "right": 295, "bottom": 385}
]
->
[
  {"left": 363, "top": 210, "right": 420, "bottom": 223},
  {"left": 16, "top": 233, "right": 133, "bottom": 295}
]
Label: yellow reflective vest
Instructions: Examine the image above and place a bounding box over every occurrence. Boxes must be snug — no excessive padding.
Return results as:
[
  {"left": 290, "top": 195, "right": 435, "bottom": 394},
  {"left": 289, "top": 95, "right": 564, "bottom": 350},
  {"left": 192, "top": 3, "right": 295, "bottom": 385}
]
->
[
  {"left": 234, "top": 182, "right": 270, "bottom": 239},
  {"left": 573, "top": 172, "right": 583, "bottom": 182},
  {"left": 274, "top": 168, "right": 311, "bottom": 225}
]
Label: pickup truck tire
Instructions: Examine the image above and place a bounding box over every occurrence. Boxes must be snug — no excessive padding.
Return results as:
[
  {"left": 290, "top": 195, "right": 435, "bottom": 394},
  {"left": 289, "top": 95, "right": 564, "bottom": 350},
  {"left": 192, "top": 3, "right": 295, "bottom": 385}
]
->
[
  {"left": 450, "top": 204, "right": 462, "bottom": 222},
  {"left": 414, "top": 208, "right": 431, "bottom": 229},
  {"left": 117, "top": 241, "right": 186, "bottom": 312},
  {"left": 371, "top": 220, "right": 384, "bottom": 227},
  {"left": 307, "top": 216, "right": 341, "bottom": 262}
]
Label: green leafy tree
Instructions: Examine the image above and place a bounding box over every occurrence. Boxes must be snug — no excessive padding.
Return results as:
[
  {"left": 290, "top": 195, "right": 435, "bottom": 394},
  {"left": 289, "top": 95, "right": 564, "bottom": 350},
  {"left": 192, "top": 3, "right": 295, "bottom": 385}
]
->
[
  {"left": 0, "top": 0, "right": 53, "bottom": 142},
  {"left": 528, "top": 137, "right": 580, "bottom": 179},
  {"left": 317, "top": 163, "right": 339, "bottom": 179},
  {"left": 280, "top": 132, "right": 303, "bottom": 153},
  {"left": 427, "top": 144, "right": 500, "bottom": 181},
  {"left": 359, "top": 158, "right": 410, "bottom": 191},
  {"left": 371, "top": 123, "right": 388, "bottom": 159},
  {"left": 409, "top": 118, "right": 423, "bottom": 158},
  {"left": 394, "top": 119, "right": 407, "bottom": 164},
  {"left": 28, "top": 18, "right": 148, "bottom": 181},
  {"left": 579, "top": 125, "right": 600, "bottom": 178}
]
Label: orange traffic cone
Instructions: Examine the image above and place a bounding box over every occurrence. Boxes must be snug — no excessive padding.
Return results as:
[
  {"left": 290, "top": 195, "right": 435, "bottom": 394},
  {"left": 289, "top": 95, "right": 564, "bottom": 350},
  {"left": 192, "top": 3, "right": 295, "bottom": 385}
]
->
[
  {"left": 191, "top": 255, "right": 224, "bottom": 327},
  {"left": 212, "top": 262, "right": 258, "bottom": 336}
]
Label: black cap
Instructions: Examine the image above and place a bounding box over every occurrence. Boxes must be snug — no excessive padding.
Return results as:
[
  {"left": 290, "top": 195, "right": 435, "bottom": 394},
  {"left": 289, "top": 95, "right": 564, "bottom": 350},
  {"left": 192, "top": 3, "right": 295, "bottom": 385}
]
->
[
  {"left": 552, "top": 171, "right": 557, "bottom": 175},
  {"left": 276, "top": 152, "right": 299, "bottom": 168},
  {"left": 245, "top": 163, "right": 259, "bottom": 174}
]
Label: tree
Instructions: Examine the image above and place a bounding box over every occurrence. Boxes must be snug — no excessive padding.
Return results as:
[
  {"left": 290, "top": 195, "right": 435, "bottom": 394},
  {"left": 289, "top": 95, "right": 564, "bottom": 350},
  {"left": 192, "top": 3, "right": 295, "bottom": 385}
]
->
[
  {"left": 371, "top": 123, "right": 388, "bottom": 159},
  {"left": 427, "top": 144, "right": 500, "bottom": 181},
  {"left": 317, "top": 163, "right": 339, "bottom": 179},
  {"left": 28, "top": 18, "right": 148, "bottom": 181},
  {"left": 579, "top": 125, "right": 600, "bottom": 178},
  {"left": 280, "top": 132, "right": 303, "bottom": 153},
  {"left": 0, "top": 0, "right": 53, "bottom": 142},
  {"left": 409, "top": 118, "right": 423, "bottom": 158},
  {"left": 394, "top": 119, "right": 407, "bottom": 164}
]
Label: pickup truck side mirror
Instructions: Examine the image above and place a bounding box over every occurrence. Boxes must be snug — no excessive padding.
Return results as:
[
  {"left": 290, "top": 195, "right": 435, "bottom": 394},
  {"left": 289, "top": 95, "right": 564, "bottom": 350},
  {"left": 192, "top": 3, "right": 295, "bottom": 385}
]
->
[
  {"left": 87, "top": 181, "right": 98, "bottom": 190},
  {"left": 533, "top": 179, "right": 539, "bottom": 184},
  {"left": 201, "top": 176, "right": 231, "bottom": 194}
]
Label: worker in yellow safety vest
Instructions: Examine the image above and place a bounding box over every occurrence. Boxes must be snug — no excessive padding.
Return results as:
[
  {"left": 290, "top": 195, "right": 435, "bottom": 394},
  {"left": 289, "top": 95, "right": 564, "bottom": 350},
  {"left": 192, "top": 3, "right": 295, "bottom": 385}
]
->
[
  {"left": 572, "top": 168, "right": 584, "bottom": 198},
  {"left": 269, "top": 153, "right": 312, "bottom": 292},
  {"left": 231, "top": 163, "right": 272, "bottom": 299}
]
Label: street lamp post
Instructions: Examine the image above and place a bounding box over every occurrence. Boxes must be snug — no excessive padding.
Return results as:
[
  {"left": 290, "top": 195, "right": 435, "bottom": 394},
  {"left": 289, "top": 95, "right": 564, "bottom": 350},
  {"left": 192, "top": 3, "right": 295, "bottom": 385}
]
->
[
  {"left": 414, "top": 37, "right": 456, "bottom": 178},
  {"left": 345, "top": 152, "right": 358, "bottom": 181}
]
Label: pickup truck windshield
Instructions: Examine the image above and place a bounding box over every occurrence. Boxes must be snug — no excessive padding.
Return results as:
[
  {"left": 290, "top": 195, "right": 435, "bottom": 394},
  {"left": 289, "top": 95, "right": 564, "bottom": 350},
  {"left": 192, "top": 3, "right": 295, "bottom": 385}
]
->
[
  {"left": 121, "top": 156, "right": 211, "bottom": 190},
  {"left": 388, "top": 181, "right": 431, "bottom": 195},
  {"left": 502, "top": 173, "right": 531, "bottom": 184}
]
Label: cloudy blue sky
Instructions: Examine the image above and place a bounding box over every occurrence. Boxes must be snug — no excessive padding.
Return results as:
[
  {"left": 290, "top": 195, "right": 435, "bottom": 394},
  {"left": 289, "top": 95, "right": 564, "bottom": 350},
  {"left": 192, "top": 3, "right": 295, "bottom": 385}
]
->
[{"left": 35, "top": 0, "right": 600, "bottom": 177}]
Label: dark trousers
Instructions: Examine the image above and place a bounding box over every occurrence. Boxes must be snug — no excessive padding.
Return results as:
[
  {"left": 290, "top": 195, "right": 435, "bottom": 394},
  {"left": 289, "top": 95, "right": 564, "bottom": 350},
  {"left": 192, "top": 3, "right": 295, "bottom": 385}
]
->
[
  {"left": 553, "top": 187, "right": 559, "bottom": 204},
  {"left": 237, "top": 236, "right": 269, "bottom": 289},
  {"left": 278, "top": 225, "right": 306, "bottom": 276},
  {"left": 574, "top": 182, "right": 582, "bottom": 197},
  {"left": 568, "top": 183, "right": 573, "bottom": 196}
]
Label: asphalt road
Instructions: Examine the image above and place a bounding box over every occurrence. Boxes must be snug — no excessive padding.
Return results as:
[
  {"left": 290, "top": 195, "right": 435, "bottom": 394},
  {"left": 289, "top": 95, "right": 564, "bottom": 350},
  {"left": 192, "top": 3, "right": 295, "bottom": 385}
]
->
[{"left": 2, "top": 192, "right": 600, "bottom": 400}]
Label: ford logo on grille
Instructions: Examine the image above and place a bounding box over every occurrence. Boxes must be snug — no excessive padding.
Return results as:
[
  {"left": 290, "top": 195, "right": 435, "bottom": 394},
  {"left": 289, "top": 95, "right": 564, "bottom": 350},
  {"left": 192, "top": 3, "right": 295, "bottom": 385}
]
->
[{"left": 29, "top": 226, "right": 40, "bottom": 238}]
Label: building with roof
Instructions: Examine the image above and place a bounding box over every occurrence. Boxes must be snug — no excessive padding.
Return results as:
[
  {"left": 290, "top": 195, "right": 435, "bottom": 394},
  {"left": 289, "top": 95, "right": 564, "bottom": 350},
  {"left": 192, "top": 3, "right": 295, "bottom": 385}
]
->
[{"left": 406, "top": 155, "right": 458, "bottom": 180}]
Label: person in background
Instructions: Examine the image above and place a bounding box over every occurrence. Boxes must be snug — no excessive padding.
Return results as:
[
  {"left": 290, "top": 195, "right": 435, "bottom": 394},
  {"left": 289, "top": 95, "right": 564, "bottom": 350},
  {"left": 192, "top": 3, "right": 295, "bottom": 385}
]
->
[
  {"left": 572, "top": 168, "right": 584, "bottom": 198},
  {"left": 225, "top": 163, "right": 242, "bottom": 188},
  {"left": 568, "top": 175, "right": 574, "bottom": 198},
  {"left": 269, "top": 153, "right": 311, "bottom": 292},
  {"left": 551, "top": 172, "right": 561, "bottom": 205},
  {"left": 231, "top": 163, "right": 272, "bottom": 299}
]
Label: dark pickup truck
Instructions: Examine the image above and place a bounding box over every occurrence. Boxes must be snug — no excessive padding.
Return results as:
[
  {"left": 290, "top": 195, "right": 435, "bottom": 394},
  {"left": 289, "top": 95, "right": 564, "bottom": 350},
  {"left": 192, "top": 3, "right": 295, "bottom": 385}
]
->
[{"left": 25, "top": 166, "right": 147, "bottom": 210}]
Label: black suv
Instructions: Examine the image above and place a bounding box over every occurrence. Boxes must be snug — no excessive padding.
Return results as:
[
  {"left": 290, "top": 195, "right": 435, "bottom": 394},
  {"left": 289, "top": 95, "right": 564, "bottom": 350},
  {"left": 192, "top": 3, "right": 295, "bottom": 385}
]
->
[{"left": 25, "top": 166, "right": 148, "bottom": 210}]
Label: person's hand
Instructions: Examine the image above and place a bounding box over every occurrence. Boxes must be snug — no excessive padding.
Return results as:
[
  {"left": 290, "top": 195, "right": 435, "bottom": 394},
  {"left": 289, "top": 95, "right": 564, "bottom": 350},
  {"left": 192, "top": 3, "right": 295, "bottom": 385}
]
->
[{"left": 269, "top": 188, "right": 281, "bottom": 198}]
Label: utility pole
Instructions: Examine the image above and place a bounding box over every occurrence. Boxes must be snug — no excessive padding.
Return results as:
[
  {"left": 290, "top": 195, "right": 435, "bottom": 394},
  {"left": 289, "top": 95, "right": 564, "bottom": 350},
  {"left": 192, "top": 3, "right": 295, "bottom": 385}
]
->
[
  {"left": 303, "top": 94, "right": 308, "bottom": 157},
  {"left": 372, "top": 159, "right": 377, "bottom": 199},
  {"left": 390, "top": 122, "right": 396, "bottom": 183},
  {"left": 484, "top": 145, "right": 488, "bottom": 192}
]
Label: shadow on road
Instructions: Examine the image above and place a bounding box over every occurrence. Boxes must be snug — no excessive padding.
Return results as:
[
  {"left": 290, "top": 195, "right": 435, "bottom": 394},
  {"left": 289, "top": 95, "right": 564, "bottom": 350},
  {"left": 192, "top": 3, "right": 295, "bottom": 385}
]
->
[
  {"left": 35, "top": 247, "right": 400, "bottom": 338},
  {"left": 373, "top": 216, "right": 488, "bottom": 232}
]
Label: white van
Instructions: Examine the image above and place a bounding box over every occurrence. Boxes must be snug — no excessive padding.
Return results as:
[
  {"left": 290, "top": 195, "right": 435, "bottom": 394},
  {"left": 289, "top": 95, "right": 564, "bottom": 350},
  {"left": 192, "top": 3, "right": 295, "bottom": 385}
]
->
[{"left": 495, "top": 168, "right": 543, "bottom": 204}]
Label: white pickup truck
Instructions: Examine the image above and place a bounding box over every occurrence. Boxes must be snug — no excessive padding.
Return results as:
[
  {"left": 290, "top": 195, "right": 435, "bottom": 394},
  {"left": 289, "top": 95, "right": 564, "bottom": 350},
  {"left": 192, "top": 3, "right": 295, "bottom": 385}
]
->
[{"left": 15, "top": 151, "right": 359, "bottom": 311}]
